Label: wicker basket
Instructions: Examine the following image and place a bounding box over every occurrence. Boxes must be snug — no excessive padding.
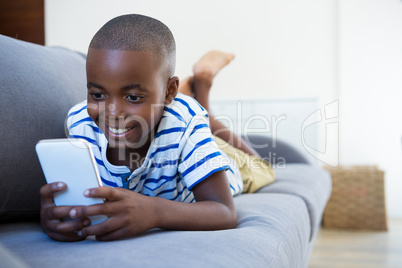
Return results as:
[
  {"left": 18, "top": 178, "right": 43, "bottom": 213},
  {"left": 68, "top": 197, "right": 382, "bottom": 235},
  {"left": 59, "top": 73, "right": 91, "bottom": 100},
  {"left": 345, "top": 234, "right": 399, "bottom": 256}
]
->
[{"left": 323, "top": 165, "right": 388, "bottom": 231}]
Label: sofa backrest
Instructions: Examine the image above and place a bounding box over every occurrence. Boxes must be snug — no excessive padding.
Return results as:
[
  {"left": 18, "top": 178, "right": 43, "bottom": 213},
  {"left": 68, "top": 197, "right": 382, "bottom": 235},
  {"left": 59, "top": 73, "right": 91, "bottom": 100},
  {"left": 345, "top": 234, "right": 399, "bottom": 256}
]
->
[{"left": 0, "top": 35, "right": 87, "bottom": 222}]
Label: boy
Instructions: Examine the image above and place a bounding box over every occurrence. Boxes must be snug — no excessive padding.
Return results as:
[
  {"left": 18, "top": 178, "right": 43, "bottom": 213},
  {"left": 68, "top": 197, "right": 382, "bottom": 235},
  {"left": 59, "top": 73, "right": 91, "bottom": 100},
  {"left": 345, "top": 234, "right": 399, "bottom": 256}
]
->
[{"left": 40, "top": 14, "right": 274, "bottom": 242}]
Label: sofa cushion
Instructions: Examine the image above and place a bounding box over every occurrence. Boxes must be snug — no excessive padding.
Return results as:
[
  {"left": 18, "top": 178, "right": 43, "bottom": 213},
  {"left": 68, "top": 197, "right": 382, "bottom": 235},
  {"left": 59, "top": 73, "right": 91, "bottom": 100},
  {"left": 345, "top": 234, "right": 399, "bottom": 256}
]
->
[
  {"left": 0, "top": 35, "right": 87, "bottom": 222},
  {"left": 0, "top": 193, "right": 311, "bottom": 267},
  {"left": 257, "top": 164, "right": 332, "bottom": 239},
  {"left": 0, "top": 244, "right": 28, "bottom": 268},
  {"left": 242, "top": 134, "right": 311, "bottom": 165}
]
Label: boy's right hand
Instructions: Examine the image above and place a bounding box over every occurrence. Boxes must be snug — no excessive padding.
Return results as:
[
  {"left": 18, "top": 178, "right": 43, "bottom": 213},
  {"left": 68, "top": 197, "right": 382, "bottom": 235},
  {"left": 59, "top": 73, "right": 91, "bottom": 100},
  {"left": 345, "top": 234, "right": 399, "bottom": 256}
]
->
[{"left": 40, "top": 182, "right": 91, "bottom": 242}]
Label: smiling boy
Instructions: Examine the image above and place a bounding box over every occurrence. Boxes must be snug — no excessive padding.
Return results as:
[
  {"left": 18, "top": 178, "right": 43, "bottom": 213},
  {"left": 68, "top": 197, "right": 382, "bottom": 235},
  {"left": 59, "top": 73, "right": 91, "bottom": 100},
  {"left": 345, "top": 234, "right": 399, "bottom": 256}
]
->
[{"left": 40, "top": 14, "right": 274, "bottom": 242}]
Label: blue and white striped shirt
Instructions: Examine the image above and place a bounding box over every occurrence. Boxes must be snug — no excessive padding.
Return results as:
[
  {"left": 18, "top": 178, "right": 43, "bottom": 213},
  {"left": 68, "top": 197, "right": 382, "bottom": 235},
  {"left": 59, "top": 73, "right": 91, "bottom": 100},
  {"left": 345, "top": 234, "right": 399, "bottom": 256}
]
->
[{"left": 66, "top": 93, "right": 243, "bottom": 202}]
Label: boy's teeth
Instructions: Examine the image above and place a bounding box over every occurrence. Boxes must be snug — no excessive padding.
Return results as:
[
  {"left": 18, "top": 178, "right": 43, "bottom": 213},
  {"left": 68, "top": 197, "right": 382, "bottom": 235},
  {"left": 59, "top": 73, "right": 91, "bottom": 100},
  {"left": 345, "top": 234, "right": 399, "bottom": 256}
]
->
[{"left": 109, "top": 127, "right": 130, "bottom": 134}]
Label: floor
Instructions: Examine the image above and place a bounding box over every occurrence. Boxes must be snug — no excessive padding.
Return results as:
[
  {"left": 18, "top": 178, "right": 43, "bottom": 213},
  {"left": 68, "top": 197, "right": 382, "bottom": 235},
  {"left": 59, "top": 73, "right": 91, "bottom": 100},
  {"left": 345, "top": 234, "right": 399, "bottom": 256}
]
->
[{"left": 309, "top": 219, "right": 402, "bottom": 268}]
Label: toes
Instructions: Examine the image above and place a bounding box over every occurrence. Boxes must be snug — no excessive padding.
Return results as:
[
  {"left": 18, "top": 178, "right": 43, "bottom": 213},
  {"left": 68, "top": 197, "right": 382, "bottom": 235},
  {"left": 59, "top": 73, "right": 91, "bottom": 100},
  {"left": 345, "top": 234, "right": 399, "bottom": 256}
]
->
[{"left": 192, "top": 50, "right": 235, "bottom": 79}]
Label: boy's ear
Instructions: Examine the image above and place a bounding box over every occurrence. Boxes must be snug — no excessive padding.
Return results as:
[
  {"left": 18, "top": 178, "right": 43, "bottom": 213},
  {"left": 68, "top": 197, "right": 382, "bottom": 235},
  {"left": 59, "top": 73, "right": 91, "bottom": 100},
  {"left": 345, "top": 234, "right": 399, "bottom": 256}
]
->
[{"left": 164, "top": 76, "right": 179, "bottom": 105}]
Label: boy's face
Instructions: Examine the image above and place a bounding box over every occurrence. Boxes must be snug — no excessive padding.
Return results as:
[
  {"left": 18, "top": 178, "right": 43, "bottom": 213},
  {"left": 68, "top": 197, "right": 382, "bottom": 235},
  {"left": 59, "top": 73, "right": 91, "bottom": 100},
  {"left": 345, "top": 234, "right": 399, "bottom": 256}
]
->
[{"left": 86, "top": 48, "right": 178, "bottom": 149}]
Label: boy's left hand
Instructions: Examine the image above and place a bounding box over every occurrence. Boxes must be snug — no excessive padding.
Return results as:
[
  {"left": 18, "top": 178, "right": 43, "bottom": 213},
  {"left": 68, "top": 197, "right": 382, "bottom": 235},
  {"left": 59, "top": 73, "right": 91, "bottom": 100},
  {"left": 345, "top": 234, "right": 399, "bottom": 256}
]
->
[{"left": 69, "top": 187, "right": 157, "bottom": 241}]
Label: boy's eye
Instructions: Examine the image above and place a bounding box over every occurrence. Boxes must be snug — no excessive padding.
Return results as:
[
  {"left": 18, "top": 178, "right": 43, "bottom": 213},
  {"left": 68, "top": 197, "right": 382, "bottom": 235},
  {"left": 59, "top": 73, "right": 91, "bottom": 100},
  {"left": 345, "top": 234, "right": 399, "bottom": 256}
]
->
[
  {"left": 127, "top": 95, "right": 142, "bottom": 102},
  {"left": 89, "top": 92, "right": 105, "bottom": 100}
]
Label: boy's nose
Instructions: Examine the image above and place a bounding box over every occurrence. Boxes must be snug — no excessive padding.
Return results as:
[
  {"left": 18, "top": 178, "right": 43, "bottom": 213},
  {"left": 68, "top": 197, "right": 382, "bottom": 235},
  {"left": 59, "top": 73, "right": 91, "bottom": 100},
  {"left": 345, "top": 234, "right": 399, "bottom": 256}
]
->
[
  {"left": 105, "top": 100, "right": 124, "bottom": 117},
  {"left": 108, "top": 103, "right": 117, "bottom": 114}
]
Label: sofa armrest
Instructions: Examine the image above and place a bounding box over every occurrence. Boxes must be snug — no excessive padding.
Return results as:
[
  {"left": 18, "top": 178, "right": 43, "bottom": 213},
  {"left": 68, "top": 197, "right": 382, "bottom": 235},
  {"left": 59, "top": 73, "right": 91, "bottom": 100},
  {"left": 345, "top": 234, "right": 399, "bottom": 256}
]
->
[{"left": 242, "top": 134, "right": 311, "bottom": 165}]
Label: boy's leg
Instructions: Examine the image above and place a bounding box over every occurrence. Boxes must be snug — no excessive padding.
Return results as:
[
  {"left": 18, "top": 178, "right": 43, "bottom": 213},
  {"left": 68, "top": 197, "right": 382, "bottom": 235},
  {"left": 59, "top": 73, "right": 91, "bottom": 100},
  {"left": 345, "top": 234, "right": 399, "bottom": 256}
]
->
[
  {"left": 178, "top": 76, "right": 194, "bottom": 97},
  {"left": 179, "top": 51, "right": 260, "bottom": 157}
]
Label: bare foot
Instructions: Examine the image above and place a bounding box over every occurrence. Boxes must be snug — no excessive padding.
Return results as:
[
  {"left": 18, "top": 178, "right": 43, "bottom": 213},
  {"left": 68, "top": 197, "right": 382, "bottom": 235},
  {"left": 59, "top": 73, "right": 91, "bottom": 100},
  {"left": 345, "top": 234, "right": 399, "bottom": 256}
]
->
[
  {"left": 192, "top": 50, "right": 235, "bottom": 84},
  {"left": 178, "top": 76, "right": 194, "bottom": 97}
]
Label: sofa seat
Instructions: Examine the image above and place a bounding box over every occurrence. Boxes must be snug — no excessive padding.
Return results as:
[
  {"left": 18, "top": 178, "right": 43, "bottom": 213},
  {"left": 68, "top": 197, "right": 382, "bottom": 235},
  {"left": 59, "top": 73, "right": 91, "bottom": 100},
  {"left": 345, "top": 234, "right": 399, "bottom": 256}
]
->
[
  {"left": 0, "top": 193, "right": 311, "bottom": 268},
  {"left": 258, "top": 164, "right": 332, "bottom": 239}
]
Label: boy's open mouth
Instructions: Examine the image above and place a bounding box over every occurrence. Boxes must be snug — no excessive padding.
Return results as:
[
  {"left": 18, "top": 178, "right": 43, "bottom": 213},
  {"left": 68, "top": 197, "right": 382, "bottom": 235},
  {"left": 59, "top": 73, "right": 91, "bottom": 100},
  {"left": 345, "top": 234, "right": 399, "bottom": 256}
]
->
[
  {"left": 108, "top": 126, "right": 133, "bottom": 134},
  {"left": 100, "top": 120, "right": 138, "bottom": 139}
]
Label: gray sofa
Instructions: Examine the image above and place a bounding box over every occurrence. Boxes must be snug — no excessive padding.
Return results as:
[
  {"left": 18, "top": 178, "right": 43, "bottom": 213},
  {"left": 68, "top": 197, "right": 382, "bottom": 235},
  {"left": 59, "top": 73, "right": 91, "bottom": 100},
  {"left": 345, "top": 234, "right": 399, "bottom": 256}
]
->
[{"left": 0, "top": 34, "right": 332, "bottom": 268}]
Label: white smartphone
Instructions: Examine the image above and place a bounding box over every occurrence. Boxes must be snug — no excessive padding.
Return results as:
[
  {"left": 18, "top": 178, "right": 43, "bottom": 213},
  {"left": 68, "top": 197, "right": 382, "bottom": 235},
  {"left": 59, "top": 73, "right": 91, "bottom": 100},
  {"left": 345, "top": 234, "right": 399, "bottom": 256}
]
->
[{"left": 35, "top": 138, "right": 107, "bottom": 225}]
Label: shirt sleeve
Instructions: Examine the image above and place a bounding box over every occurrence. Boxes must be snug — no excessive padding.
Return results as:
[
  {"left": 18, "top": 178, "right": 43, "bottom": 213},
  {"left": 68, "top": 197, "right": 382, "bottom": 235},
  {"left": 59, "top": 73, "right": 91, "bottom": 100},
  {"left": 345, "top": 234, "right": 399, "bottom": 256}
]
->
[
  {"left": 178, "top": 113, "right": 231, "bottom": 190},
  {"left": 65, "top": 100, "right": 103, "bottom": 148}
]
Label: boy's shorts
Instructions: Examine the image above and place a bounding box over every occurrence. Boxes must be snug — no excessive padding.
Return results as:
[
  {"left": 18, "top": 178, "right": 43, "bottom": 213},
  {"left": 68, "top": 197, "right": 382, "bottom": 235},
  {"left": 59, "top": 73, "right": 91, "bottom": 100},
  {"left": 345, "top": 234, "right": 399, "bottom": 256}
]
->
[{"left": 213, "top": 136, "right": 275, "bottom": 193}]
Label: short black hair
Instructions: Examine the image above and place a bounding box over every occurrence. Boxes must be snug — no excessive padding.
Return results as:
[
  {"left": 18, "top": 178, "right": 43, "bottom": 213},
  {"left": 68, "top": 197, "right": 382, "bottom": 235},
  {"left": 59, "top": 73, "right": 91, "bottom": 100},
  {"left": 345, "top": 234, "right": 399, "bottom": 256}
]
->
[{"left": 89, "top": 14, "right": 176, "bottom": 75}]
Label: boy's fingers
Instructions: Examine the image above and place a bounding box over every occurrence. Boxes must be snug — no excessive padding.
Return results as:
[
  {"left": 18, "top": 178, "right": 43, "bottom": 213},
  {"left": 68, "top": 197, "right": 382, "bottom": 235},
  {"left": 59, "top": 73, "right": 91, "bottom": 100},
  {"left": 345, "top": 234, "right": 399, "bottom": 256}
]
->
[
  {"left": 44, "top": 217, "right": 85, "bottom": 232},
  {"left": 46, "top": 230, "right": 87, "bottom": 242},
  {"left": 40, "top": 182, "right": 66, "bottom": 196},
  {"left": 69, "top": 203, "right": 107, "bottom": 219},
  {"left": 55, "top": 218, "right": 91, "bottom": 233},
  {"left": 40, "top": 182, "right": 65, "bottom": 205},
  {"left": 70, "top": 187, "right": 128, "bottom": 219},
  {"left": 85, "top": 186, "right": 123, "bottom": 201},
  {"left": 43, "top": 206, "right": 82, "bottom": 220},
  {"left": 80, "top": 217, "right": 121, "bottom": 238}
]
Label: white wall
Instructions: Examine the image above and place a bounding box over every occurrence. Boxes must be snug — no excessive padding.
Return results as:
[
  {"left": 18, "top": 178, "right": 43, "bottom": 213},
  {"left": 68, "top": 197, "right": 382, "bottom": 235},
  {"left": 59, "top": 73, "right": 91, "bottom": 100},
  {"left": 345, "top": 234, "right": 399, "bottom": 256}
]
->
[
  {"left": 339, "top": 0, "right": 402, "bottom": 218},
  {"left": 45, "top": 0, "right": 337, "bottom": 103}
]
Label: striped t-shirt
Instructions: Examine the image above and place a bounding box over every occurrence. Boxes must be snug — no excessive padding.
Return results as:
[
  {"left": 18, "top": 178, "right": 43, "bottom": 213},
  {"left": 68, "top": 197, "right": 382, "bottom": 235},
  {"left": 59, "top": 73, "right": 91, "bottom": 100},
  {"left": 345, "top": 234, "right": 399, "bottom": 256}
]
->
[{"left": 66, "top": 93, "right": 243, "bottom": 202}]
